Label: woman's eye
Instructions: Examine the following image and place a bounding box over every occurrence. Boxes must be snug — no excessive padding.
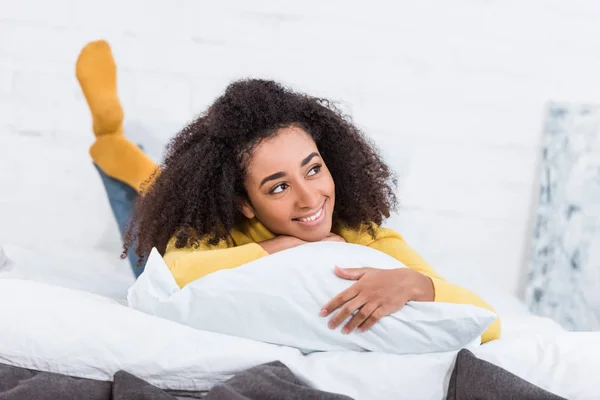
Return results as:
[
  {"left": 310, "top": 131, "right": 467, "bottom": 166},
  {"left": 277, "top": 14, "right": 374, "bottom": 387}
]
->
[
  {"left": 307, "top": 165, "right": 321, "bottom": 176},
  {"left": 271, "top": 183, "right": 288, "bottom": 194}
]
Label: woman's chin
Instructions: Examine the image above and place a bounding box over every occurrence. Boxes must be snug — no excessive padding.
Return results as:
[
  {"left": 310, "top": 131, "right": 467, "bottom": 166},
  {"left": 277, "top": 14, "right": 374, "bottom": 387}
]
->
[
  {"left": 293, "top": 223, "right": 333, "bottom": 243},
  {"left": 300, "top": 234, "right": 329, "bottom": 243}
]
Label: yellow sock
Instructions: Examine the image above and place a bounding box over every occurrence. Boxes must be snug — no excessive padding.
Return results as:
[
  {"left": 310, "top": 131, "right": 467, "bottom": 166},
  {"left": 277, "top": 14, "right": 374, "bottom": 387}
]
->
[
  {"left": 90, "top": 136, "right": 159, "bottom": 193},
  {"left": 76, "top": 40, "right": 158, "bottom": 193},
  {"left": 76, "top": 40, "right": 124, "bottom": 137}
]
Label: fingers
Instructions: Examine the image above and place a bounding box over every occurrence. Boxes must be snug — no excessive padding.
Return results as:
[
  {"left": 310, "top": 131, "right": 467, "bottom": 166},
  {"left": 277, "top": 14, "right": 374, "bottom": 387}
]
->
[
  {"left": 334, "top": 265, "right": 370, "bottom": 280},
  {"left": 320, "top": 284, "right": 360, "bottom": 317},
  {"left": 327, "top": 295, "right": 368, "bottom": 331},
  {"left": 333, "top": 234, "right": 346, "bottom": 243},
  {"left": 342, "top": 302, "right": 379, "bottom": 334},
  {"left": 358, "top": 294, "right": 411, "bottom": 332},
  {"left": 323, "top": 233, "right": 346, "bottom": 243},
  {"left": 357, "top": 307, "right": 385, "bottom": 332}
]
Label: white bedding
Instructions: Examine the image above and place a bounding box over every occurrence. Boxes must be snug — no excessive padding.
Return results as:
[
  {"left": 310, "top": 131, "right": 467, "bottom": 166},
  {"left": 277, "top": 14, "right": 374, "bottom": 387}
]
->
[
  {"left": 128, "top": 245, "right": 496, "bottom": 355},
  {"left": 0, "top": 243, "right": 135, "bottom": 301},
  {"left": 1, "top": 244, "right": 597, "bottom": 399}
]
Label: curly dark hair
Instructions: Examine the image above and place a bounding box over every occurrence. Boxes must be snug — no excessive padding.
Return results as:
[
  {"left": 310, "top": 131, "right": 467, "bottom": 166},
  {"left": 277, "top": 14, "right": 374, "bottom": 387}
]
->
[{"left": 123, "top": 79, "right": 398, "bottom": 264}]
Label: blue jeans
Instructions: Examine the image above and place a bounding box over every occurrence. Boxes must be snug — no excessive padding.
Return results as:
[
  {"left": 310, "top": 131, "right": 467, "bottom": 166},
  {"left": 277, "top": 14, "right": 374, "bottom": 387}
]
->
[{"left": 94, "top": 164, "right": 145, "bottom": 278}]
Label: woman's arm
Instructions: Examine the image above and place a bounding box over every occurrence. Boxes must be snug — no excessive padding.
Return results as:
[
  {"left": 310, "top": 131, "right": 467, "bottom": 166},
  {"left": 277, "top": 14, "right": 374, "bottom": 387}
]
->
[
  {"left": 257, "top": 235, "right": 307, "bottom": 255},
  {"left": 163, "top": 235, "right": 305, "bottom": 288},
  {"left": 366, "top": 232, "right": 501, "bottom": 343},
  {"left": 164, "top": 243, "right": 268, "bottom": 288}
]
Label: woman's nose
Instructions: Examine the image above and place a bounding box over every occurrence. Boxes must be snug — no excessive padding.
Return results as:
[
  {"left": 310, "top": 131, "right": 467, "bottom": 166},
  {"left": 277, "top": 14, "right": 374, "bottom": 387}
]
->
[{"left": 295, "top": 182, "right": 320, "bottom": 209}]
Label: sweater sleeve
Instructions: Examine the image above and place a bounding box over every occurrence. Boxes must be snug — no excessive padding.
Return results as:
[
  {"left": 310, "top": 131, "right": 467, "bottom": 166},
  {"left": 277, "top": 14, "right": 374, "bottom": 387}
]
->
[
  {"left": 163, "top": 239, "right": 268, "bottom": 288},
  {"left": 366, "top": 229, "right": 501, "bottom": 343}
]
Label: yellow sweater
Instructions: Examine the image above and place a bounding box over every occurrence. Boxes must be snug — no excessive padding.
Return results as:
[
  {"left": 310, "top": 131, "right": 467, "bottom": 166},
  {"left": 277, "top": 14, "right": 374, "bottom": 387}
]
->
[{"left": 163, "top": 219, "right": 501, "bottom": 343}]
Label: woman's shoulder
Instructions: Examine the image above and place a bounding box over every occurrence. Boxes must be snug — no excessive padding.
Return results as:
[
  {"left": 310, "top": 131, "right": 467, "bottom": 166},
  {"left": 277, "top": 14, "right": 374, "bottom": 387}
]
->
[
  {"left": 164, "top": 231, "right": 232, "bottom": 253},
  {"left": 336, "top": 223, "right": 404, "bottom": 246},
  {"left": 164, "top": 220, "right": 260, "bottom": 253}
]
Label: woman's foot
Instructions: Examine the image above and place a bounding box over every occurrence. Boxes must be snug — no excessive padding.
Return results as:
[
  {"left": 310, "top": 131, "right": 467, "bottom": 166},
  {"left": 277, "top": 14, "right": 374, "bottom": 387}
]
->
[
  {"left": 76, "top": 40, "right": 124, "bottom": 137},
  {"left": 76, "top": 40, "right": 158, "bottom": 193}
]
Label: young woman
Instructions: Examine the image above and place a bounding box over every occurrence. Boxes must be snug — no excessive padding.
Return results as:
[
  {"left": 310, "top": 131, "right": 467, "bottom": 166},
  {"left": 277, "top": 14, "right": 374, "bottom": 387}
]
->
[{"left": 77, "top": 40, "right": 500, "bottom": 343}]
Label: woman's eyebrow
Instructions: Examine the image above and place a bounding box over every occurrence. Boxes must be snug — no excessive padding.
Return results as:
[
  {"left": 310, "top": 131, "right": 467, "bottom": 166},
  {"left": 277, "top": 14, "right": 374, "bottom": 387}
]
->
[
  {"left": 300, "top": 152, "right": 319, "bottom": 167},
  {"left": 259, "top": 152, "right": 320, "bottom": 188},
  {"left": 260, "top": 171, "right": 286, "bottom": 188}
]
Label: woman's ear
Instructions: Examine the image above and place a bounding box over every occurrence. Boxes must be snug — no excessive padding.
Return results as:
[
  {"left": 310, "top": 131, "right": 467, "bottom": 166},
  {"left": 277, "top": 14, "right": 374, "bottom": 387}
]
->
[{"left": 237, "top": 197, "right": 255, "bottom": 219}]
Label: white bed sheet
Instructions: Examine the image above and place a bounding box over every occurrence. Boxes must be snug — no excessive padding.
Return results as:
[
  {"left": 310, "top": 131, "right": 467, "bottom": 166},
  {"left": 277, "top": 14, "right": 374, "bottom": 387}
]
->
[
  {"left": 0, "top": 278, "right": 596, "bottom": 400},
  {"left": 2, "top": 243, "right": 594, "bottom": 399}
]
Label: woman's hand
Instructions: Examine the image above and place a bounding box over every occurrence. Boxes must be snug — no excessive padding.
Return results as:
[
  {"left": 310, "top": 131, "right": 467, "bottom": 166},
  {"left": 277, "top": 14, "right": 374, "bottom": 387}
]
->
[
  {"left": 320, "top": 232, "right": 346, "bottom": 243},
  {"left": 258, "top": 235, "right": 306, "bottom": 254},
  {"left": 320, "top": 266, "right": 435, "bottom": 334},
  {"left": 259, "top": 232, "right": 344, "bottom": 254}
]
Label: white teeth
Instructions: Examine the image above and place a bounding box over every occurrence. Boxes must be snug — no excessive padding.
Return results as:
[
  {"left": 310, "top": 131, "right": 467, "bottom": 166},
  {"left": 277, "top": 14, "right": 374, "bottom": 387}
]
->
[{"left": 298, "top": 206, "right": 323, "bottom": 222}]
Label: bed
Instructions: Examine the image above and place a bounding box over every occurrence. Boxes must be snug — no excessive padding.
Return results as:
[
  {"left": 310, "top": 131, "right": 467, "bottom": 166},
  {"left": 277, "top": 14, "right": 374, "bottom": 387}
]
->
[{"left": 0, "top": 241, "right": 598, "bottom": 399}]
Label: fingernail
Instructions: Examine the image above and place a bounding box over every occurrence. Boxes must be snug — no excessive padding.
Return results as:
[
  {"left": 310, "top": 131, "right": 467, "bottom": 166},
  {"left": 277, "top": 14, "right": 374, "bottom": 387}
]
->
[
  {"left": 320, "top": 309, "right": 328, "bottom": 317},
  {"left": 328, "top": 321, "right": 335, "bottom": 329},
  {"left": 342, "top": 327, "right": 350, "bottom": 334}
]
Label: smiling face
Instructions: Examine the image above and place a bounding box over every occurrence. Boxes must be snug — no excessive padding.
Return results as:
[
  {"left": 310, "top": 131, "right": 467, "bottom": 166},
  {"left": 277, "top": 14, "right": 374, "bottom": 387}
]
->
[{"left": 240, "top": 125, "right": 336, "bottom": 242}]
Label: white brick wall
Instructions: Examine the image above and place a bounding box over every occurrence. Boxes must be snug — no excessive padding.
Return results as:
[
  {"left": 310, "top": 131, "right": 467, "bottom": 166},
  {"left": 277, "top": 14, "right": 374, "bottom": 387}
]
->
[{"left": 2, "top": 0, "right": 600, "bottom": 296}]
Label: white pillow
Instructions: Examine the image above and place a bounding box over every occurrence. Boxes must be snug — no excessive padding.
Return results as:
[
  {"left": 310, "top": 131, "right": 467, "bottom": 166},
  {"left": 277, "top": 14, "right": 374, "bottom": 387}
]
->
[
  {"left": 0, "top": 243, "right": 135, "bottom": 301},
  {"left": 128, "top": 242, "right": 497, "bottom": 355},
  {"left": 0, "top": 279, "right": 596, "bottom": 400},
  {"left": 0, "top": 278, "right": 297, "bottom": 390}
]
